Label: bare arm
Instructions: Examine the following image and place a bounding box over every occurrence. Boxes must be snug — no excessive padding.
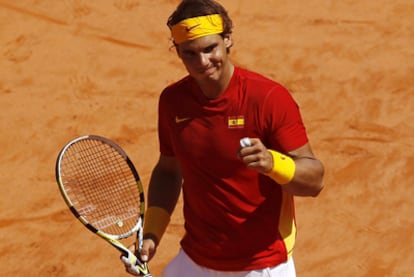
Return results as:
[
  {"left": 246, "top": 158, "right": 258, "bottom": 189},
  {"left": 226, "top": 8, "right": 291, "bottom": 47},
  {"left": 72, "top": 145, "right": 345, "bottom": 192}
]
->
[
  {"left": 143, "top": 154, "right": 182, "bottom": 247},
  {"left": 122, "top": 155, "right": 182, "bottom": 275},
  {"left": 239, "top": 139, "right": 324, "bottom": 197},
  {"left": 147, "top": 155, "right": 183, "bottom": 213},
  {"left": 138, "top": 155, "right": 182, "bottom": 262},
  {"left": 284, "top": 143, "right": 325, "bottom": 196}
]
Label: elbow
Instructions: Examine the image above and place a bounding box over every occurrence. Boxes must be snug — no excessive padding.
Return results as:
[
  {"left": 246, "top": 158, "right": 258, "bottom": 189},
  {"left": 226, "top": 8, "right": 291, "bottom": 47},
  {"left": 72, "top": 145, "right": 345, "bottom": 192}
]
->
[
  {"left": 310, "top": 166, "right": 325, "bottom": 197},
  {"left": 310, "top": 181, "right": 324, "bottom": 197},
  {"left": 285, "top": 161, "right": 325, "bottom": 197}
]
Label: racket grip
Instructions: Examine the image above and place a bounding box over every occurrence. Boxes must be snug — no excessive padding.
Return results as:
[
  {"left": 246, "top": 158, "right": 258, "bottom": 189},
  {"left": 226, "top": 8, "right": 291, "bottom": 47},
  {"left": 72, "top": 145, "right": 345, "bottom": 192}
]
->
[
  {"left": 136, "top": 262, "right": 152, "bottom": 277},
  {"left": 133, "top": 258, "right": 152, "bottom": 277},
  {"left": 121, "top": 253, "right": 152, "bottom": 276}
]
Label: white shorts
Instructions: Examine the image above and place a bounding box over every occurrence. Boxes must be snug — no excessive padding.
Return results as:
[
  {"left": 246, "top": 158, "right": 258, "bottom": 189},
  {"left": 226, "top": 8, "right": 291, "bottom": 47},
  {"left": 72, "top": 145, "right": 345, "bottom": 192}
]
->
[{"left": 163, "top": 249, "right": 296, "bottom": 277}]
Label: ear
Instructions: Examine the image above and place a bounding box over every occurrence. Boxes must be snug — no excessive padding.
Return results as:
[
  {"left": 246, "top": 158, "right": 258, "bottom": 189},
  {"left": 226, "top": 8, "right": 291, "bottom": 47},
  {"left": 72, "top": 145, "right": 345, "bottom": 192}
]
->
[
  {"left": 223, "top": 35, "right": 233, "bottom": 48},
  {"left": 174, "top": 45, "right": 182, "bottom": 59}
]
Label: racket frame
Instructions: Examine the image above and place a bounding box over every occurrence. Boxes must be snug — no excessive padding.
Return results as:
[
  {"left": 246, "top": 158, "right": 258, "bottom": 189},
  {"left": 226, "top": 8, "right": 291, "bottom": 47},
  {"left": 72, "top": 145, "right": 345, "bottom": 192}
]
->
[{"left": 55, "top": 135, "right": 151, "bottom": 276}]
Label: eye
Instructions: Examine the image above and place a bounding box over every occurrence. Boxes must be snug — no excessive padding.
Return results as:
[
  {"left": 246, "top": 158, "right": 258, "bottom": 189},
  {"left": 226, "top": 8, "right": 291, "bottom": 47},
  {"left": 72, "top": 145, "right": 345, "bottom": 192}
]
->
[
  {"left": 203, "top": 43, "right": 218, "bottom": 53},
  {"left": 181, "top": 50, "right": 196, "bottom": 59}
]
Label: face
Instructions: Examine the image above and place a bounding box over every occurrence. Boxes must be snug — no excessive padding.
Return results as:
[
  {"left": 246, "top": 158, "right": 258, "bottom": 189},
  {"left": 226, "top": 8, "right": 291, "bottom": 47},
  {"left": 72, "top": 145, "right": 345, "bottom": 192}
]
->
[{"left": 176, "top": 34, "right": 233, "bottom": 85}]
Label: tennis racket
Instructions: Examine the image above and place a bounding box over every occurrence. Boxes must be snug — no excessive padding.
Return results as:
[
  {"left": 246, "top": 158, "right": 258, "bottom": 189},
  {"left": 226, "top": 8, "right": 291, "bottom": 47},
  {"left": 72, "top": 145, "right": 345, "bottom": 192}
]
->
[{"left": 55, "top": 135, "right": 151, "bottom": 276}]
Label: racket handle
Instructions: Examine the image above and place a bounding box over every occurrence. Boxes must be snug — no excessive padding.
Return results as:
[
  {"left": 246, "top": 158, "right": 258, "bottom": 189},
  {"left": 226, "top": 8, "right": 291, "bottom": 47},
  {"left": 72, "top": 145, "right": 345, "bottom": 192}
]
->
[
  {"left": 135, "top": 261, "right": 152, "bottom": 277},
  {"left": 121, "top": 247, "right": 152, "bottom": 276},
  {"left": 135, "top": 241, "right": 152, "bottom": 276}
]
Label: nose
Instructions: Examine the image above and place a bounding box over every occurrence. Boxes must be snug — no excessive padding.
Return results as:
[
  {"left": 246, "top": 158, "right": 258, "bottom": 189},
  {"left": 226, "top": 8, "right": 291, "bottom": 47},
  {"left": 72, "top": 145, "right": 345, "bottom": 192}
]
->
[{"left": 198, "top": 52, "right": 210, "bottom": 67}]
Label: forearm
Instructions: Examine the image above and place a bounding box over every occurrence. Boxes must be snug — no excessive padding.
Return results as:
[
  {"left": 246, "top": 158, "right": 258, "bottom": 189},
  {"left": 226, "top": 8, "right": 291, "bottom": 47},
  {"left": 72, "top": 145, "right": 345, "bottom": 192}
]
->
[
  {"left": 283, "top": 156, "right": 324, "bottom": 197},
  {"left": 239, "top": 139, "right": 325, "bottom": 197},
  {"left": 262, "top": 143, "right": 324, "bottom": 197},
  {"left": 143, "top": 156, "right": 182, "bottom": 245},
  {"left": 147, "top": 163, "right": 182, "bottom": 213}
]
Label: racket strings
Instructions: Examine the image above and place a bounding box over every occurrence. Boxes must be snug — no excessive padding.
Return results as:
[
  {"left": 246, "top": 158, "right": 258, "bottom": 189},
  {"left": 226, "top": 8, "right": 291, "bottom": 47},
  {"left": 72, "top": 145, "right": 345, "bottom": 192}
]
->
[{"left": 60, "top": 139, "right": 142, "bottom": 236}]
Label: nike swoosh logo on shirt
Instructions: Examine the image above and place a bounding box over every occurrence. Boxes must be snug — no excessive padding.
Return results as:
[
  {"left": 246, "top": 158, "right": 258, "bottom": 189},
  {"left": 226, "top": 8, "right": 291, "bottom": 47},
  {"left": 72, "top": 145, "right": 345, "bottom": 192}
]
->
[{"left": 175, "top": 116, "right": 191, "bottom": 123}]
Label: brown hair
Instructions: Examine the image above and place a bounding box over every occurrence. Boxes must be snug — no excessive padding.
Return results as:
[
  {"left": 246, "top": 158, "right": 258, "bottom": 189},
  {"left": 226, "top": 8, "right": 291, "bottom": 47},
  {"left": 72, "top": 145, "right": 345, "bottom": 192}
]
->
[{"left": 167, "top": 0, "right": 233, "bottom": 37}]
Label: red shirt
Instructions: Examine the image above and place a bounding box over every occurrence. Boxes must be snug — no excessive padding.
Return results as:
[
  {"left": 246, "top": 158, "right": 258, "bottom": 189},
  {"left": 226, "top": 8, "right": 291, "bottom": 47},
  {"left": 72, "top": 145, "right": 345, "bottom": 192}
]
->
[{"left": 158, "top": 67, "right": 308, "bottom": 270}]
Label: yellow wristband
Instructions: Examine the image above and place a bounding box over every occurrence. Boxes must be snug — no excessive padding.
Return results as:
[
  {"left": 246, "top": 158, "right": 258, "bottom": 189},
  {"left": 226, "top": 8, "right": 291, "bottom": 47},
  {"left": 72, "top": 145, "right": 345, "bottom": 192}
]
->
[
  {"left": 266, "top": 150, "right": 296, "bottom": 185},
  {"left": 143, "top": 207, "right": 171, "bottom": 244}
]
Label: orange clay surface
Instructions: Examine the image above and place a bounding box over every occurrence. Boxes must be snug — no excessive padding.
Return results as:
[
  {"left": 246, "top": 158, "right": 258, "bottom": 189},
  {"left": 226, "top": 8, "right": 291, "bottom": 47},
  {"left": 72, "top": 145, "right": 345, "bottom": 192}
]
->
[{"left": 1, "top": 1, "right": 413, "bottom": 276}]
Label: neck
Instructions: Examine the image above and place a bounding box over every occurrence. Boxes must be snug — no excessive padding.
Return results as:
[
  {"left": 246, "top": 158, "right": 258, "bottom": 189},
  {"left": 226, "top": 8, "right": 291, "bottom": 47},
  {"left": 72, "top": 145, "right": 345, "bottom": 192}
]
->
[{"left": 199, "top": 63, "right": 234, "bottom": 99}]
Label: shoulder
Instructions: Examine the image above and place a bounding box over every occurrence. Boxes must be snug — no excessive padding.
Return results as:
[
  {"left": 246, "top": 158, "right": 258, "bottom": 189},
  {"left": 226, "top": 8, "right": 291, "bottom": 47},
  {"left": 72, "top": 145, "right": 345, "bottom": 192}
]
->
[
  {"left": 235, "top": 67, "right": 291, "bottom": 99},
  {"left": 236, "top": 67, "right": 286, "bottom": 90},
  {"left": 169, "top": 75, "right": 192, "bottom": 88},
  {"left": 160, "top": 75, "right": 193, "bottom": 99}
]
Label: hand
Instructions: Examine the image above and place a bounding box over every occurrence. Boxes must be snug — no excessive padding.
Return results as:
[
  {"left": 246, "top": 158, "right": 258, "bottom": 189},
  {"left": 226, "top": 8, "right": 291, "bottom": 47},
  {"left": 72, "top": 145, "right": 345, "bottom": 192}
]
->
[
  {"left": 120, "top": 255, "right": 143, "bottom": 276},
  {"left": 239, "top": 137, "right": 273, "bottom": 174},
  {"left": 120, "top": 238, "right": 156, "bottom": 276}
]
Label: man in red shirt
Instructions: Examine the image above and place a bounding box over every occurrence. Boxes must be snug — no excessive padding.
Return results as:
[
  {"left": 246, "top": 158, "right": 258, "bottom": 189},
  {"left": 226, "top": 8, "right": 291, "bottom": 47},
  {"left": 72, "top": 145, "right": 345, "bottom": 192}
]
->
[{"left": 123, "top": 0, "right": 324, "bottom": 276}]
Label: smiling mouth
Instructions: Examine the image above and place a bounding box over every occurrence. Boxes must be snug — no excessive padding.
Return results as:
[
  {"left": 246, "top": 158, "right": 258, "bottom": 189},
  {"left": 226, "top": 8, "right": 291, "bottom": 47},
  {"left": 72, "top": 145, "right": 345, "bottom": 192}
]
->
[{"left": 201, "top": 66, "right": 216, "bottom": 75}]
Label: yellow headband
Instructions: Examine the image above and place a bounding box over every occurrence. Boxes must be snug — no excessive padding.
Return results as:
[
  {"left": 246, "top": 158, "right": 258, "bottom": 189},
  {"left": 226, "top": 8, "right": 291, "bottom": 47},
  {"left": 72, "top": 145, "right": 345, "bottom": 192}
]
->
[{"left": 171, "top": 14, "right": 224, "bottom": 44}]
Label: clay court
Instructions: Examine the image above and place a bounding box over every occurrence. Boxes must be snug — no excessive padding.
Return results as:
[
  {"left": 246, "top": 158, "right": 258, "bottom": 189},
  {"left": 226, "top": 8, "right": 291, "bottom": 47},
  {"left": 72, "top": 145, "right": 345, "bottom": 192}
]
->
[{"left": 1, "top": 0, "right": 413, "bottom": 276}]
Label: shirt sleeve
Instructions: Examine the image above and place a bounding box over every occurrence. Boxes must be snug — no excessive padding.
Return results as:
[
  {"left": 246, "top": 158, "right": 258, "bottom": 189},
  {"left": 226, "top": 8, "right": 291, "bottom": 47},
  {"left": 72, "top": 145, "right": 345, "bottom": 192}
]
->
[
  {"left": 158, "top": 89, "right": 175, "bottom": 156},
  {"left": 263, "top": 85, "right": 309, "bottom": 152}
]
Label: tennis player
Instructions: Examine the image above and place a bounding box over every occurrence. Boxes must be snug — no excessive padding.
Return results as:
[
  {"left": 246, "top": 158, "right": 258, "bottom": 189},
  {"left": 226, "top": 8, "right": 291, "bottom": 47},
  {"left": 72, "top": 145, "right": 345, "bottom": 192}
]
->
[{"left": 122, "top": 0, "right": 325, "bottom": 276}]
